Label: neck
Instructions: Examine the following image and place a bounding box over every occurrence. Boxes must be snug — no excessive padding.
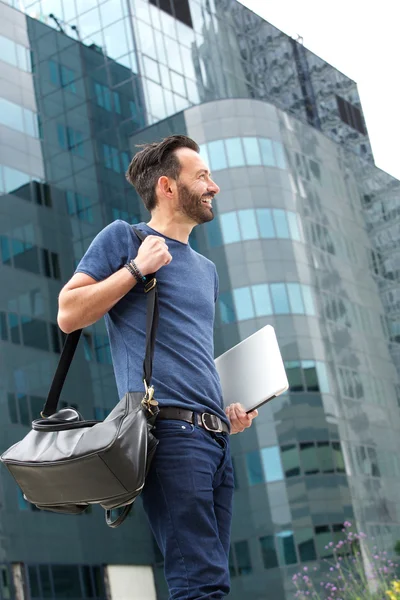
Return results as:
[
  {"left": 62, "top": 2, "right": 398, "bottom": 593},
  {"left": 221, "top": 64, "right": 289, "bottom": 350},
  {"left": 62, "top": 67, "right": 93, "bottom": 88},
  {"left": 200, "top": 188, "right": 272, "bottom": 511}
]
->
[{"left": 147, "top": 213, "right": 194, "bottom": 244}]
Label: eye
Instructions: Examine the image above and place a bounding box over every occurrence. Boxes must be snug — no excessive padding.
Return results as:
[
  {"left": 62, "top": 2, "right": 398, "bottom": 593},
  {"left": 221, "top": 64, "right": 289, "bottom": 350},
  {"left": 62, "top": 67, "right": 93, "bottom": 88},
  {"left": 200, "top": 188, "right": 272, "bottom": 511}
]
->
[{"left": 199, "top": 173, "right": 206, "bottom": 179}]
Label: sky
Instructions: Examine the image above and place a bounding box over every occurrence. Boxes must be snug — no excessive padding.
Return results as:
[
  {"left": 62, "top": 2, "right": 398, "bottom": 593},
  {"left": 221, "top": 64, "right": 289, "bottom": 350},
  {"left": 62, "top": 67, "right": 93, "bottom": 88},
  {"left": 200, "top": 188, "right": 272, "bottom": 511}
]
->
[{"left": 238, "top": 0, "right": 400, "bottom": 182}]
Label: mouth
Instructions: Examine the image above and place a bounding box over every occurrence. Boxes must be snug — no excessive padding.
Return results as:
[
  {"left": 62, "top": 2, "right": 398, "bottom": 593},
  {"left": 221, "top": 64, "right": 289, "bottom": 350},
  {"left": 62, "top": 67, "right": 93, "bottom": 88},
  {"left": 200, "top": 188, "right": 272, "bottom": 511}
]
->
[{"left": 201, "top": 197, "right": 213, "bottom": 208}]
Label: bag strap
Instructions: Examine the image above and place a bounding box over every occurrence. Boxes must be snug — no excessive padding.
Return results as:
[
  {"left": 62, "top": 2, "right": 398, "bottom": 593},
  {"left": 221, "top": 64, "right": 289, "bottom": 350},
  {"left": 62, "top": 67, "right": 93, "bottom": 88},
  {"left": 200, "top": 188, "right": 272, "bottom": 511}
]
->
[{"left": 41, "top": 226, "right": 158, "bottom": 417}]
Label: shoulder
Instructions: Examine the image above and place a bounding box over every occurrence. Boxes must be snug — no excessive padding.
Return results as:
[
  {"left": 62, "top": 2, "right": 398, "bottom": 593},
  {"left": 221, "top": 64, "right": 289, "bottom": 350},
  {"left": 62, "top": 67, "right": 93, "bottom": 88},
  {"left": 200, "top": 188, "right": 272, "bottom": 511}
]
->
[{"left": 190, "top": 248, "right": 216, "bottom": 272}]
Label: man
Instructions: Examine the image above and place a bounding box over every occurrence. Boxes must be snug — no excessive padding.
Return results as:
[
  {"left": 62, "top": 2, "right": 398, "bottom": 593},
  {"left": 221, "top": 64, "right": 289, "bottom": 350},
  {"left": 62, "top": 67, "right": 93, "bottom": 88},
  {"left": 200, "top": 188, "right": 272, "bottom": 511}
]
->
[{"left": 58, "top": 135, "right": 258, "bottom": 599}]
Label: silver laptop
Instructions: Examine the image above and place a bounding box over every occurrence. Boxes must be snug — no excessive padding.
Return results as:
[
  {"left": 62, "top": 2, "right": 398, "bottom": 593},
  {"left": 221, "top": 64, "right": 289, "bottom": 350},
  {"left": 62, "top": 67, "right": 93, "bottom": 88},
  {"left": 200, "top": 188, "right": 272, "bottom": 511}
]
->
[{"left": 215, "top": 325, "right": 289, "bottom": 413}]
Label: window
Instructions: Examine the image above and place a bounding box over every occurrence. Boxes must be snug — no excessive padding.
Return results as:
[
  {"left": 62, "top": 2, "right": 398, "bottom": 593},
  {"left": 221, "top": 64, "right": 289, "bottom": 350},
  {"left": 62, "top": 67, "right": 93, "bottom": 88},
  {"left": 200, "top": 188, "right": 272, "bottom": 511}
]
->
[
  {"left": 272, "top": 209, "right": 290, "bottom": 239},
  {"left": 315, "top": 361, "right": 330, "bottom": 393},
  {"left": 276, "top": 531, "right": 297, "bottom": 565},
  {"left": 259, "top": 138, "right": 275, "bottom": 166},
  {"left": 0, "top": 98, "right": 38, "bottom": 138},
  {"left": 287, "top": 283, "right": 305, "bottom": 313},
  {"left": 8, "top": 313, "right": 20, "bottom": 344},
  {"left": 300, "top": 442, "right": 319, "bottom": 475},
  {"left": 220, "top": 212, "right": 240, "bottom": 244},
  {"left": 251, "top": 284, "right": 273, "bottom": 317},
  {"left": 273, "top": 142, "right": 286, "bottom": 169},
  {"left": 301, "top": 285, "right": 316, "bottom": 316},
  {"left": 238, "top": 209, "right": 258, "bottom": 240},
  {"left": 336, "top": 95, "right": 367, "bottom": 135},
  {"left": 218, "top": 292, "right": 235, "bottom": 324},
  {"left": 66, "top": 191, "right": 93, "bottom": 223},
  {"left": 49, "top": 60, "right": 76, "bottom": 92},
  {"left": 245, "top": 451, "right": 263, "bottom": 485},
  {"left": 260, "top": 536, "right": 278, "bottom": 569},
  {"left": 281, "top": 444, "right": 301, "bottom": 477},
  {"left": 270, "top": 283, "right": 290, "bottom": 314},
  {"left": 150, "top": 0, "right": 193, "bottom": 28},
  {"left": 317, "top": 442, "right": 335, "bottom": 474},
  {"left": 20, "top": 316, "right": 49, "bottom": 351},
  {"left": 205, "top": 218, "right": 223, "bottom": 248},
  {"left": 2, "top": 165, "right": 31, "bottom": 194},
  {"left": 94, "top": 335, "right": 112, "bottom": 365},
  {"left": 233, "top": 287, "right": 254, "bottom": 321},
  {"left": 0, "top": 34, "right": 31, "bottom": 71},
  {"left": 261, "top": 446, "right": 283, "bottom": 482},
  {"left": 315, "top": 525, "right": 332, "bottom": 558},
  {"left": 103, "top": 144, "right": 123, "bottom": 173},
  {"left": 287, "top": 212, "right": 302, "bottom": 241},
  {"left": 295, "top": 528, "right": 317, "bottom": 562},
  {"left": 208, "top": 140, "right": 227, "bottom": 171},
  {"left": 256, "top": 209, "right": 275, "bottom": 238},
  {"left": 302, "top": 360, "right": 319, "bottom": 391},
  {"left": 234, "top": 540, "right": 252, "bottom": 575},
  {"left": 286, "top": 361, "right": 304, "bottom": 391},
  {"left": 242, "top": 137, "right": 261, "bottom": 166},
  {"left": 225, "top": 138, "right": 245, "bottom": 168},
  {"left": 57, "top": 125, "right": 84, "bottom": 156},
  {"left": 332, "top": 442, "right": 346, "bottom": 473}
]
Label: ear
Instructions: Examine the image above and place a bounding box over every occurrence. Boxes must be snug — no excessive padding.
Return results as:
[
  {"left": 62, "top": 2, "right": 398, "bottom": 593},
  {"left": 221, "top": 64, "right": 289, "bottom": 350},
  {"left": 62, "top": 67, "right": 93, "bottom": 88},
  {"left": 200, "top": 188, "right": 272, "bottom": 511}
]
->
[{"left": 158, "top": 175, "right": 176, "bottom": 200}]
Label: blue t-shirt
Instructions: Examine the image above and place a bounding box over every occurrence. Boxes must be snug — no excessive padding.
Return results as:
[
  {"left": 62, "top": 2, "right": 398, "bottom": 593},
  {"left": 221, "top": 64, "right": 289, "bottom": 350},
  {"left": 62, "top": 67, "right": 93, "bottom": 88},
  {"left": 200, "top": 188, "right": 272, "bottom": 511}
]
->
[{"left": 75, "top": 220, "right": 228, "bottom": 425}]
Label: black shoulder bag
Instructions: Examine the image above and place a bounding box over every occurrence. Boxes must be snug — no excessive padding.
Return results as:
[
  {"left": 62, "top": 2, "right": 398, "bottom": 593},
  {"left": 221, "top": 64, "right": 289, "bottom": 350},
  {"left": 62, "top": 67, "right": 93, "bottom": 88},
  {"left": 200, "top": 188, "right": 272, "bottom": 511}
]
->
[{"left": 1, "top": 228, "right": 159, "bottom": 528}]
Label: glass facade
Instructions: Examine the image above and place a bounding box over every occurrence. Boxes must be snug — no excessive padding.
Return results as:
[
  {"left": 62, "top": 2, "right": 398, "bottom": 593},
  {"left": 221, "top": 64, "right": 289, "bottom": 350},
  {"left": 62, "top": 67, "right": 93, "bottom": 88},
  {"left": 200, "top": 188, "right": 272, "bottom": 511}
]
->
[{"left": 0, "top": 1, "right": 399, "bottom": 599}]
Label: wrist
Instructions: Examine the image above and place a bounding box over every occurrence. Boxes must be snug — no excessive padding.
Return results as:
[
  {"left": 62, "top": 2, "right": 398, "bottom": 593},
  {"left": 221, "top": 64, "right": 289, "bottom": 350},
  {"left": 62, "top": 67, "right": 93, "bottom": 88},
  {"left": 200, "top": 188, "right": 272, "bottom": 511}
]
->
[
  {"left": 125, "top": 259, "right": 147, "bottom": 284},
  {"left": 133, "top": 256, "right": 149, "bottom": 277}
]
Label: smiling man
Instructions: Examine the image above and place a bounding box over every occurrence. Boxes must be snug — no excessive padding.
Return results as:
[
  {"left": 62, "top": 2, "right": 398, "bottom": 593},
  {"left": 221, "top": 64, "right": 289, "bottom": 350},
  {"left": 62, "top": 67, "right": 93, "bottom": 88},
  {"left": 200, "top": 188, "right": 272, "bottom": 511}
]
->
[{"left": 57, "top": 135, "right": 258, "bottom": 599}]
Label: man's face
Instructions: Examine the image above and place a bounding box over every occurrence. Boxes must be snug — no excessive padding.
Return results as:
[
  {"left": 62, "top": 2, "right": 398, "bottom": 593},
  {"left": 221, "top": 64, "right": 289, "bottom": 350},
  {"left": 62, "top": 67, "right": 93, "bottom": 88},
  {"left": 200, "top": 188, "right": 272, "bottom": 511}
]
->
[{"left": 174, "top": 147, "right": 220, "bottom": 225}]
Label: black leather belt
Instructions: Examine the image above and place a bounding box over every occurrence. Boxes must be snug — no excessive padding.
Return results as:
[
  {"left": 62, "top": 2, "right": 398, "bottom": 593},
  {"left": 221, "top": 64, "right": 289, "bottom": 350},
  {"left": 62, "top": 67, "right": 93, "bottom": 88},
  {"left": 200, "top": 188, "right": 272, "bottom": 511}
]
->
[{"left": 157, "top": 407, "right": 230, "bottom": 434}]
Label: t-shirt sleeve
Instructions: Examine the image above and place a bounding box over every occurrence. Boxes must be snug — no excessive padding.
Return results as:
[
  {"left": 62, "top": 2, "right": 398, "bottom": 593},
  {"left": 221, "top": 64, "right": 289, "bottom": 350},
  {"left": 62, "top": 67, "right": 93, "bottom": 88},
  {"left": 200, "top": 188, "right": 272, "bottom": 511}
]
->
[
  {"left": 214, "top": 266, "right": 219, "bottom": 303},
  {"left": 75, "top": 220, "right": 140, "bottom": 282}
]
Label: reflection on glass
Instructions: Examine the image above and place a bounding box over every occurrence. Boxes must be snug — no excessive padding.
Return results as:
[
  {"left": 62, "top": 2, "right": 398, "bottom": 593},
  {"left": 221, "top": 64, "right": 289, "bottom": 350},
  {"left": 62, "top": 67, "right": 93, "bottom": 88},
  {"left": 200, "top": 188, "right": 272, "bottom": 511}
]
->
[
  {"left": 225, "top": 137, "right": 245, "bottom": 167},
  {"left": 205, "top": 218, "right": 223, "bottom": 248},
  {"left": 261, "top": 446, "right": 284, "bottom": 482},
  {"left": 252, "top": 284, "right": 273, "bottom": 317},
  {"left": 259, "top": 536, "right": 278, "bottom": 569},
  {"left": 234, "top": 540, "right": 252, "bottom": 575},
  {"left": 296, "top": 528, "right": 317, "bottom": 562},
  {"left": 332, "top": 442, "right": 346, "bottom": 473},
  {"left": 301, "top": 285, "right": 316, "bottom": 316},
  {"left": 259, "top": 138, "right": 275, "bottom": 166},
  {"left": 317, "top": 442, "right": 335, "bottom": 473},
  {"left": 256, "top": 209, "right": 275, "bottom": 238},
  {"left": 218, "top": 291, "right": 236, "bottom": 324},
  {"left": 281, "top": 444, "right": 301, "bottom": 477},
  {"left": 238, "top": 209, "right": 258, "bottom": 240},
  {"left": 315, "top": 525, "right": 332, "bottom": 558},
  {"left": 287, "top": 212, "right": 302, "bottom": 241},
  {"left": 208, "top": 140, "right": 227, "bottom": 171},
  {"left": 198, "top": 144, "right": 209, "bottom": 168},
  {"left": 220, "top": 212, "right": 240, "bottom": 244},
  {"left": 270, "top": 283, "right": 290, "bottom": 314},
  {"left": 272, "top": 209, "right": 290, "bottom": 239},
  {"left": 301, "top": 360, "right": 319, "bottom": 391},
  {"left": 233, "top": 287, "right": 254, "bottom": 321},
  {"left": 276, "top": 531, "right": 297, "bottom": 565},
  {"left": 3, "top": 166, "right": 31, "bottom": 194},
  {"left": 300, "top": 442, "right": 319, "bottom": 475},
  {"left": 287, "top": 283, "right": 305, "bottom": 314},
  {"left": 273, "top": 142, "right": 286, "bottom": 169},
  {"left": 245, "top": 450, "right": 263, "bottom": 485},
  {"left": 242, "top": 137, "right": 261, "bottom": 165}
]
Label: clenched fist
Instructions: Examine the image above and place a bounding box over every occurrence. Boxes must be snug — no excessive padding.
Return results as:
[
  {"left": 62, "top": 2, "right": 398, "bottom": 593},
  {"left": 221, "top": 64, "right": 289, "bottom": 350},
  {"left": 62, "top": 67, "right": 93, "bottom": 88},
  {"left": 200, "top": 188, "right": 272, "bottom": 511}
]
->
[{"left": 135, "top": 235, "right": 172, "bottom": 275}]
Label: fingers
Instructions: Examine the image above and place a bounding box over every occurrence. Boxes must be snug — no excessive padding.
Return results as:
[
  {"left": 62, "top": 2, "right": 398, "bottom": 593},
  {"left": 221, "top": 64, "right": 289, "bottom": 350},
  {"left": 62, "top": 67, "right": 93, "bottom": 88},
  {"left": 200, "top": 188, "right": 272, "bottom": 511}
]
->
[{"left": 225, "top": 404, "right": 258, "bottom": 434}]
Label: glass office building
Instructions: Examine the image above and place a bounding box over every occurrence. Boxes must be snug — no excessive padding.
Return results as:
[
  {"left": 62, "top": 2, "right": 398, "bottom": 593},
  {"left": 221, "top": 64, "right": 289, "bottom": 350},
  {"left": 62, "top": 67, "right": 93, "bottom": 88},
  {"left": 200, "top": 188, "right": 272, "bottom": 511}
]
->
[{"left": 0, "top": 0, "right": 399, "bottom": 598}]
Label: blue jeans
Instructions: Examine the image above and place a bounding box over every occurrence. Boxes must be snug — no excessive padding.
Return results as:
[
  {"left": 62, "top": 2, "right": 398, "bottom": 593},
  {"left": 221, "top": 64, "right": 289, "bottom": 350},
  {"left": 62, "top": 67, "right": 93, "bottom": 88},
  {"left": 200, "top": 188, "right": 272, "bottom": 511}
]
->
[{"left": 141, "top": 417, "right": 234, "bottom": 600}]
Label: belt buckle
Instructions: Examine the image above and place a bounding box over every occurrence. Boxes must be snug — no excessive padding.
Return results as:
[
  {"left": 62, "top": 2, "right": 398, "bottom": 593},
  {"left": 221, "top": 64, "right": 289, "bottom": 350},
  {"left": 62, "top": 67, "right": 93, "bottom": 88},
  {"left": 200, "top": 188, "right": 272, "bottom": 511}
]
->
[{"left": 201, "top": 412, "right": 223, "bottom": 433}]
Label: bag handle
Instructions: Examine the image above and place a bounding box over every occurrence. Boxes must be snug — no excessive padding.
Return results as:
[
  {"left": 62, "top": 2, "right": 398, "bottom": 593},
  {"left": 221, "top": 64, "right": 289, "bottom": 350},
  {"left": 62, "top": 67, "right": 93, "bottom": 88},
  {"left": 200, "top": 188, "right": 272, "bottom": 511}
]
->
[{"left": 41, "top": 226, "right": 158, "bottom": 417}]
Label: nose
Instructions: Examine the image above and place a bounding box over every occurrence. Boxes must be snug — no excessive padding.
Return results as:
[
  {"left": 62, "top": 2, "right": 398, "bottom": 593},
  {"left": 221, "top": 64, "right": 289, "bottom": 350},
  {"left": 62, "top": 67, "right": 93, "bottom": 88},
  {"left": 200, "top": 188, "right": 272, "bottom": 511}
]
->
[{"left": 208, "top": 178, "right": 220, "bottom": 195}]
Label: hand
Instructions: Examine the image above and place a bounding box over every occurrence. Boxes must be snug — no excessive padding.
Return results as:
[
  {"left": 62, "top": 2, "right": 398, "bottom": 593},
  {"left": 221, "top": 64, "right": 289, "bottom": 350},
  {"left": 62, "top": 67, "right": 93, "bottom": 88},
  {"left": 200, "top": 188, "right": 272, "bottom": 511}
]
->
[
  {"left": 134, "top": 236, "right": 172, "bottom": 276},
  {"left": 225, "top": 403, "right": 258, "bottom": 434}
]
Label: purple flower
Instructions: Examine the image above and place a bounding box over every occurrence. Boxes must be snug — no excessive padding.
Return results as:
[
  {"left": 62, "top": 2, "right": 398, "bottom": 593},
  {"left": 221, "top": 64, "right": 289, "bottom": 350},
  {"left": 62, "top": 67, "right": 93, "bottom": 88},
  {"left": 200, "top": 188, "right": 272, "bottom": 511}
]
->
[
  {"left": 343, "top": 521, "right": 352, "bottom": 527},
  {"left": 303, "top": 566, "right": 308, "bottom": 572}
]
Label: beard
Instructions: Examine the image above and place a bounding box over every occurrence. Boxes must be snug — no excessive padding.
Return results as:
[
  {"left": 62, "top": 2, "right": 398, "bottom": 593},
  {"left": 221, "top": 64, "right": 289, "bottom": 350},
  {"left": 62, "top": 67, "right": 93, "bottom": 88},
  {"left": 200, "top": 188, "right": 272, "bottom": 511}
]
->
[{"left": 177, "top": 181, "right": 215, "bottom": 225}]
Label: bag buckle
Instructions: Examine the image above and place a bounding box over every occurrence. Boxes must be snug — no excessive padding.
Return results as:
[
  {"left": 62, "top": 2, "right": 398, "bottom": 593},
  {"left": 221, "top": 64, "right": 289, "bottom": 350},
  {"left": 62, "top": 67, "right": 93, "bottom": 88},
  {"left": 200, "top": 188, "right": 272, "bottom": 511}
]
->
[
  {"left": 141, "top": 380, "right": 158, "bottom": 415},
  {"left": 201, "top": 413, "right": 223, "bottom": 433},
  {"left": 144, "top": 278, "right": 157, "bottom": 293}
]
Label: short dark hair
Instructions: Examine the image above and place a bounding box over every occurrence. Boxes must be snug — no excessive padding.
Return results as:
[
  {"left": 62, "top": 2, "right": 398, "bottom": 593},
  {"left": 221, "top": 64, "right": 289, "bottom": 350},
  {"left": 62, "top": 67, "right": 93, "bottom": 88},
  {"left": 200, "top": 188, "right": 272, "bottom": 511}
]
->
[{"left": 126, "top": 135, "right": 199, "bottom": 212}]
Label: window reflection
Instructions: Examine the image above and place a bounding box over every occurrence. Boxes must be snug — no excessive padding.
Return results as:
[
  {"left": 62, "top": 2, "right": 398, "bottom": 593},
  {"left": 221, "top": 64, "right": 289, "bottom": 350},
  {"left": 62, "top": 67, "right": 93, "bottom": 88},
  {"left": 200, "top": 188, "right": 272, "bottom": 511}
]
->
[
  {"left": 238, "top": 209, "right": 258, "bottom": 240},
  {"left": 225, "top": 137, "right": 245, "bottom": 168},
  {"left": 220, "top": 212, "right": 240, "bottom": 244},
  {"left": 256, "top": 209, "right": 275, "bottom": 238},
  {"left": 201, "top": 137, "right": 286, "bottom": 171},
  {"left": 233, "top": 287, "right": 254, "bottom": 321},
  {"left": 272, "top": 209, "right": 290, "bottom": 239},
  {"left": 245, "top": 451, "right": 263, "bottom": 485},
  {"left": 276, "top": 531, "right": 297, "bottom": 565},
  {"left": 270, "top": 283, "right": 290, "bottom": 314},
  {"left": 261, "top": 446, "right": 284, "bottom": 482},
  {"left": 259, "top": 536, "right": 278, "bottom": 569},
  {"left": 295, "top": 528, "right": 317, "bottom": 562},
  {"left": 251, "top": 284, "right": 273, "bottom": 317}
]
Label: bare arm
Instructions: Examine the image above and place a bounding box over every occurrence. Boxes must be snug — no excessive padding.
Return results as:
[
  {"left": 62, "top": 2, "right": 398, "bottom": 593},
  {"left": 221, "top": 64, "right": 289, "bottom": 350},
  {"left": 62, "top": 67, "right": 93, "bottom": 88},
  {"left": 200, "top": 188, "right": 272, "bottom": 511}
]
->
[
  {"left": 57, "top": 268, "right": 138, "bottom": 333},
  {"left": 57, "top": 235, "right": 172, "bottom": 333}
]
